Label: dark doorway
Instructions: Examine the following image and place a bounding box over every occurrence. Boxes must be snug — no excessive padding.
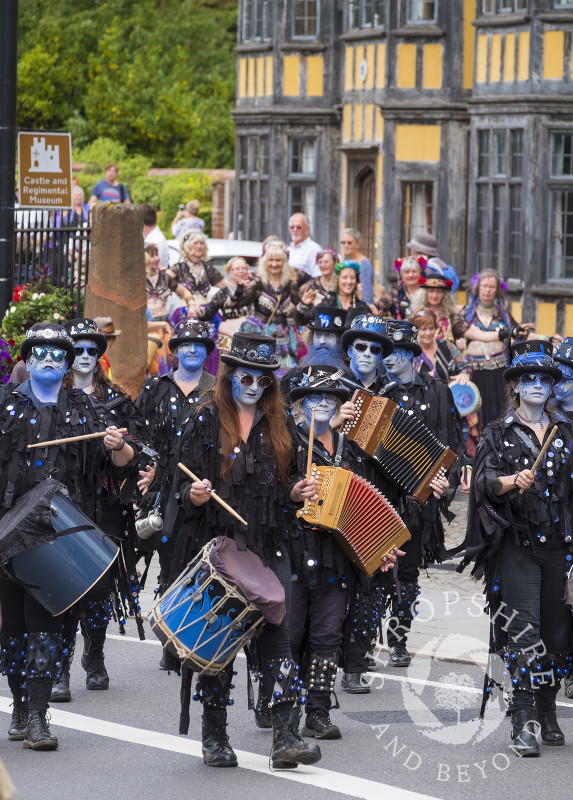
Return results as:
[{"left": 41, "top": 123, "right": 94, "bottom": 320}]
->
[{"left": 354, "top": 166, "right": 376, "bottom": 262}]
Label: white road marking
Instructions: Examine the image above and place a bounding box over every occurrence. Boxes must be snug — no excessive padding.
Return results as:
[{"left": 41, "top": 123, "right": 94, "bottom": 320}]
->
[{"left": 0, "top": 696, "right": 438, "bottom": 800}]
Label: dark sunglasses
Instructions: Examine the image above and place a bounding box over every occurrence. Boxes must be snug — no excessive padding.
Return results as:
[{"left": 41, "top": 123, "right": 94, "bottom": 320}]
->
[
  {"left": 31, "top": 346, "right": 67, "bottom": 363},
  {"left": 238, "top": 374, "right": 272, "bottom": 388},
  {"left": 520, "top": 373, "right": 554, "bottom": 386},
  {"left": 353, "top": 342, "right": 382, "bottom": 355},
  {"left": 74, "top": 346, "right": 99, "bottom": 357},
  {"left": 307, "top": 393, "right": 338, "bottom": 404}
]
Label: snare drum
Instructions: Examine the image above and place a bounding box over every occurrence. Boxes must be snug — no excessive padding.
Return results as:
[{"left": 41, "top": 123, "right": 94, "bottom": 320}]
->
[{"left": 149, "top": 539, "right": 265, "bottom": 675}]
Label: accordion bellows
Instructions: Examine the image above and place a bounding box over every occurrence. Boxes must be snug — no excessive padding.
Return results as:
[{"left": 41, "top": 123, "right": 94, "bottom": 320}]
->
[
  {"left": 340, "top": 390, "right": 457, "bottom": 503},
  {"left": 297, "top": 466, "right": 411, "bottom": 576}
]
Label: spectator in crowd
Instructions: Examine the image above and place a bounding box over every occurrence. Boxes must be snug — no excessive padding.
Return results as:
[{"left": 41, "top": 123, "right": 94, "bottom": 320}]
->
[
  {"left": 171, "top": 200, "right": 206, "bottom": 240},
  {"left": 377, "top": 256, "right": 427, "bottom": 320},
  {"left": 407, "top": 232, "right": 460, "bottom": 293},
  {"left": 145, "top": 244, "right": 171, "bottom": 321},
  {"left": 410, "top": 309, "right": 470, "bottom": 384},
  {"left": 65, "top": 186, "right": 90, "bottom": 227},
  {"left": 142, "top": 203, "right": 170, "bottom": 268},
  {"left": 333, "top": 261, "right": 370, "bottom": 314},
  {"left": 89, "top": 164, "right": 131, "bottom": 207},
  {"left": 288, "top": 213, "right": 322, "bottom": 278},
  {"left": 340, "top": 229, "right": 375, "bottom": 306},
  {"left": 292, "top": 248, "right": 338, "bottom": 324},
  {"left": 410, "top": 270, "right": 463, "bottom": 345}
]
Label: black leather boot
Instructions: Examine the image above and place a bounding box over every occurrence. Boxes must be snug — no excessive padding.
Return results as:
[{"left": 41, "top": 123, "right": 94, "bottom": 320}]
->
[
  {"left": 254, "top": 680, "right": 272, "bottom": 729},
  {"left": 270, "top": 705, "right": 321, "bottom": 769},
  {"left": 23, "top": 710, "right": 58, "bottom": 751},
  {"left": 389, "top": 644, "right": 411, "bottom": 667},
  {"left": 81, "top": 630, "right": 109, "bottom": 690},
  {"left": 510, "top": 709, "right": 540, "bottom": 757},
  {"left": 8, "top": 695, "right": 28, "bottom": 741},
  {"left": 201, "top": 709, "right": 238, "bottom": 767},
  {"left": 535, "top": 702, "right": 564, "bottom": 746},
  {"left": 50, "top": 637, "right": 75, "bottom": 702}
]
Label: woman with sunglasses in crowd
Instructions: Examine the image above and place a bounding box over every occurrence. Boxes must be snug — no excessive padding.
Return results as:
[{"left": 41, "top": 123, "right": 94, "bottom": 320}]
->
[
  {"left": 47, "top": 319, "right": 146, "bottom": 704},
  {"left": 169, "top": 332, "right": 324, "bottom": 770},
  {"left": 456, "top": 339, "right": 573, "bottom": 758},
  {"left": 0, "top": 323, "right": 139, "bottom": 751}
]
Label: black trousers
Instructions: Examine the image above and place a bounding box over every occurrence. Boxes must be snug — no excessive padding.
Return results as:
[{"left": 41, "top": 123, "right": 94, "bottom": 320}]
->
[
  {"left": 395, "top": 524, "right": 423, "bottom": 585},
  {"left": 499, "top": 537, "right": 571, "bottom": 711},
  {"left": 0, "top": 579, "right": 61, "bottom": 636}
]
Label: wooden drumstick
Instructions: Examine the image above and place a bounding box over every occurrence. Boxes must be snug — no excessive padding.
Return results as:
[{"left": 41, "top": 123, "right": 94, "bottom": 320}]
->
[
  {"left": 27, "top": 427, "right": 127, "bottom": 449},
  {"left": 177, "top": 462, "right": 248, "bottom": 526},
  {"left": 519, "top": 424, "right": 558, "bottom": 494},
  {"left": 304, "top": 407, "right": 316, "bottom": 513}
]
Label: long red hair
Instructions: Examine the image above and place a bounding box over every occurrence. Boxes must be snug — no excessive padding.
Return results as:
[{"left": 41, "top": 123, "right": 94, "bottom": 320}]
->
[{"left": 212, "top": 363, "right": 292, "bottom": 483}]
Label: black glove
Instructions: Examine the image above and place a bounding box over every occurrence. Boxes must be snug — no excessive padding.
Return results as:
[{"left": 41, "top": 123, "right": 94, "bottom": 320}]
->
[{"left": 498, "top": 328, "right": 510, "bottom": 342}]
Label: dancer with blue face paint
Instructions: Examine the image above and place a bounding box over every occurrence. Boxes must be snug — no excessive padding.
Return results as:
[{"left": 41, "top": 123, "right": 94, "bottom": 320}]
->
[
  {"left": 169, "top": 332, "right": 324, "bottom": 770},
  {"left": 553, "top": 338, "right": 573, "bottom": 417},
  {"left": 136, "top": 320, "right": 217, "bottom": 650},
  {"left": 456, "top": 339, "right": 573, "bottom": 758},
  {"left": 288, "top": 366, "right": 402, "bottom": 740},
  {"left": 0, "top": 323, "right": 139, "bottom": 752}
]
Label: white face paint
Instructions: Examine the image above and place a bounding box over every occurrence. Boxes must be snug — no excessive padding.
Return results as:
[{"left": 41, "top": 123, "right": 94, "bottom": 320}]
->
[
  {"left": 72, "top": 338, "right": 98, "bottom": 376},
  {"left": 384, "top": 347, "right": 414, "bottom": 382},
  {"left": 348, "top": 337, "right": 384, "bottom": 379},
  {"left": 516, "top": 373, "right": 553, "bottom": 405},
  {"left": 231, "top": 367, "right": 267, "bottom": 408},
  {"left": 313, "top": 331, "right": 338, "bottom": 354}
]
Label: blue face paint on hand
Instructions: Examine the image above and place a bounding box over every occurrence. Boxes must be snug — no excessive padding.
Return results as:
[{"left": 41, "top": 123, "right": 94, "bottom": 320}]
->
[
  {"left": 231, "top": 367, "right": 267, "bottom": 408},
  {"left": 177, "top": 342, "right": 208, "bottom": 372}
]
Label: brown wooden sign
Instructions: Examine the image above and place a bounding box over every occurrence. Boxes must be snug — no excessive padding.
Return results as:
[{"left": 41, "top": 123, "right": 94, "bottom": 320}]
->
[{"left": 18, "top": 131, "right": 73, "bottom": 209}]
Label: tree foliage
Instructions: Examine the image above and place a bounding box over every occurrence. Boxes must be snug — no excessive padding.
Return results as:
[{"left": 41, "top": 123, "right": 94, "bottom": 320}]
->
[{"left": 18, "top": 0, "right": 238, "bottom": 168}]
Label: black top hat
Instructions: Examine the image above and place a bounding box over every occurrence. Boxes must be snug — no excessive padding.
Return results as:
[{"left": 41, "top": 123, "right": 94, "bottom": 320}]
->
[
  {"left": 168, "top": 319, "right": 215, "bottom": 354},
  {"left": 64, "top": 318, "right": 107, "bottom": 357},
  {"left": 20, "top": 323, "right": 76, "bottom": 365},
  {"left": 289, "top": 365, "right": 350, "bottom": 402},
  {"left": 504, "top": 339, "right": 562, "bottom": 382},
  {"left": 340, "top": 314, "right": 394, "bottom": 357},
  {"left": 553, "top": 337, "right": 573, "bottom": 370},
  {"left": 307, "top": 306, "right": 347, "bottom": 334},
  {"left": 220, "top": 333, "right": 280, "bottom": 371},
  {"left": 383, "top": 320, "right": 422, "bottom": 356}
]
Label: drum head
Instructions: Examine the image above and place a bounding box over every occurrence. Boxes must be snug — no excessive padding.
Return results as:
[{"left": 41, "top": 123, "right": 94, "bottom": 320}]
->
[{"left": 450, "top": 380, "right": 482, "bottom": 417}]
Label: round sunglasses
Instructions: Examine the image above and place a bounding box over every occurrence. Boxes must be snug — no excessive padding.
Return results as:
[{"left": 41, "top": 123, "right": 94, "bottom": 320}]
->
[
  {"left": 31, "top": 346, "right": 67, "bottom": 363},
  {"left": 237, "top": 373, "right": 272, "bottom": 389},
  {"left": 74, "top": 346, "right": 99, "bottom": 357},
  {"left": 306, "top": 393, "right": 338, "bottom": 405},
  {"left": 353, "top": 342, "right": 382, "bottom": 355},
  {"left": 519, "top": 373, "right": 554, "bottom": 386}
]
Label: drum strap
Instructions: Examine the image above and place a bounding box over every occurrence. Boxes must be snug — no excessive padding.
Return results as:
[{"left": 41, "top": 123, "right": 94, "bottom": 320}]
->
[{"left": 57, "top": 525, "right": 96, "bottom": 537}]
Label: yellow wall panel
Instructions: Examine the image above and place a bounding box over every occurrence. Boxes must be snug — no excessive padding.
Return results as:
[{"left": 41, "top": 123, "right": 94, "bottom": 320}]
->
[
  {"left": 518, "top": 31, "right": 530, "bottom": 81},
  {"left": 354, "top": 103, "right": 363, "bottom": 141},
  {"left": 377, "top": 153, "right": 383, "bottom": 207},
  {"left": 265, "top": 56, "right": 273, "bottom": 96},
  {"left": 375, "top": 107, "right": 383, "bottom": 141},
  {"left": 341, "top": 154, "right": 347, "bottom": 205},
  {"left": 476, "top": 34, "right": 488, "bottom": 84},
  {"left": 544, "top": 30, "right": 564, "bottom": 80},
  {"left": 395, "top": 124, "right": 441, "bottom": 162},
  {"left": 255, "top": 57, "right": 264, "bottom": 97},
  {"left": 376, "top": 43, "right": 386, "bottom": 88},
  {"left": 364, "top": 103, "right": 374, "bottom": 140},
  {"left": 355, "top": 45, "right": 365, "bottom": 87},
  {"left": 365, "top": 44, "right": 375, "bottom": 89},
  {"left": 307, "top": 55, "right": 324, "bottom": 96},
  {"left": 345, "top": 46, "right": 354, "bottom": 91},
  {"left": 565, "top": 304, "right": 573, "bottom": 336},
  {"left": 490, "top": 34, "right": 502, "bottom": 83},
  {"left": 342, "top": 104, "right": 352, "bottom": 142},
  {"left": 397, "top": 43, "right": 417, "bottom": 89},
  {"left": 463, "top": 0, "right": 476, "bottom": 89},
  {"left": 536, "top": 302, "right": 556, "bottom": 336},
  {"left": 283, "top": 55, "right": 300, "bottom": 96},
  {"left": 247, "top": 57, "right": 255, "bottom": 98},
  {"left": 511, "top": 301, "right": 522, "bottom": 325},
  {"left": 422, "top": 44, "right": 442, "bottom": 89},
  {"left": 503, "top": 33, "right": 515, "bottom": 83},
  {"left": 238, "top": 58, "right": 247, "bottom": 98}
]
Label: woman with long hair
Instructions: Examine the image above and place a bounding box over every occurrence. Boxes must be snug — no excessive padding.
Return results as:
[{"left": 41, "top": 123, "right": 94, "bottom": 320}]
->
[
  {"left": 145, "top": 243, "right": 171, "bottom": 322},
  {"left": 409, "top": 270, "right": 461, "bottom": 344},
  {"left": 170, "top": 332, "right": 322, "bottom": 770},
  {"left": 456, "top": 340, "right": 573, "bottom": 758},
  {"left": 410, "top": 309, "right": 470, "bottom": 384},
  {"left": 340, "top": 228, "right": 375, "bottom": 305},
  {"left": 332, "top": 261, "right": 371, "bottom": 314}
]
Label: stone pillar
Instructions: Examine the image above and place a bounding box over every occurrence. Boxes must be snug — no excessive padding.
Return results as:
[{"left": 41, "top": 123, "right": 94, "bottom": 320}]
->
[
  {"left": 85, "top": 203, "right": 147, "bottom": 399},
  {"left": 211, "top": 178, "right": 225, "bottom": 239}
]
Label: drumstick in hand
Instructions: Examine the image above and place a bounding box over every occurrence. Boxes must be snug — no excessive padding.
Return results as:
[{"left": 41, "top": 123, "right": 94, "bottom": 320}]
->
[
  {"left": 519, "top": 424, "right": 558, "bottom": 494},
  {"left": 304, "top": 408, "right": 315, "bottom": 513},
  {"left": 28, "top": 428, "right": 128, "bottom": 449},
  {"left": 177, "top": 462, "right": 248, "bottom": 526}
]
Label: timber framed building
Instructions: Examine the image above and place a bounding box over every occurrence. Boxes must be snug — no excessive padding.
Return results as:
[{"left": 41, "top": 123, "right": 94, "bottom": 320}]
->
[{"left": 233, "top": 1, "right": 573, "bottom": 333}]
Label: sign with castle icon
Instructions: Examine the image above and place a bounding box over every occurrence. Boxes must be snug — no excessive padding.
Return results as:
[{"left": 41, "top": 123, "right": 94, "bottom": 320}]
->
[{"left": 18, "top": 131, "right": 73, "bottom": 208}]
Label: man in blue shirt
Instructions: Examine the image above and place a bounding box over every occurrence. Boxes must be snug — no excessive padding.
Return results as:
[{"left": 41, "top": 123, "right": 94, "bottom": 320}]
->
[{"left": 89, "top": 164, "right": 131, "bottom": 207}]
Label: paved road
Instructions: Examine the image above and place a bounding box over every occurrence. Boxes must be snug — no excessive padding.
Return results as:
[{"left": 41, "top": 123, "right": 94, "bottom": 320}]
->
[{"left": 3, "top": 496, "right": 573, "bottom": 800}]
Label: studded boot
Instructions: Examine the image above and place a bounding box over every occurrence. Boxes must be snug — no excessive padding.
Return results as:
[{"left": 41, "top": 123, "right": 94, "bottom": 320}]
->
[
  {"left": 24, "top": 632, "right": 62, "bottom": 751},
  {"left": 81, "top": 601, "right": 111, "bottom": 690},
  {"left": 302, "top": 652, "right": 341, "bottom": 740},
  {"left": 1, "top": 634, "right": 27, "bottom": 741}
]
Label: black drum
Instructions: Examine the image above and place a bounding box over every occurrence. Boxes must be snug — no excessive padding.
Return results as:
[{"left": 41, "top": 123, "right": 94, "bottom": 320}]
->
[{"left": 9, "top": 491, "right": 119, "bottom": 616}]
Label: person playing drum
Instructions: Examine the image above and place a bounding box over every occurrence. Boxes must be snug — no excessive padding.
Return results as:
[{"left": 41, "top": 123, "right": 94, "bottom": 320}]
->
[{"left": 0, "top": 324, "right": 140, "bottom": 751}]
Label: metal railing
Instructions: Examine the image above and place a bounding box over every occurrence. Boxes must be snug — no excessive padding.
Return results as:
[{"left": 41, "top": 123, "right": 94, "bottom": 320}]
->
[{"left": 14, "top": 224, "right": 90, "bottom": 310}]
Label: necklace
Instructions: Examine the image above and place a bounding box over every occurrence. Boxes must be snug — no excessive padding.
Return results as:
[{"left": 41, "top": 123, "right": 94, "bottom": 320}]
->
[{"left": 517, "top": 409, "right": 547, "bottom": 425}]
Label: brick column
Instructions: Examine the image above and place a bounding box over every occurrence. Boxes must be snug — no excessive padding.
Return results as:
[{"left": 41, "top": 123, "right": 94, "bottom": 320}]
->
[{"left": 211, "top": 179, "right": 225, "bottom": 240}]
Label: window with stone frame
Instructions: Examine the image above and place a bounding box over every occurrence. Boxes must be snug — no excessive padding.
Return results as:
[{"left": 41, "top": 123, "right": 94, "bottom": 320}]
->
[
  {"left": 348, "top": 0, "right": 385, "bottom": 28},
  {"left": 406, "top": 0, "right": 437, "bottom": 22},
  {"left": 287, "top": 137, "right": 317, "bottom": 233},
  {"left": 237, "top": 135, "right": 269, "bottom": 241},
  {"left": 241, "top": 0, "right": 271, "bottom": 41},
  {"left": 401, "top": 182, "right": 434, "bottom": 253},
  {"left": 548, "top": 132, "right": 573, "bottom": 280},
  {"left": 292, "top": 0, "right": 319, "bottom": 38},
  {"left": 474, "top": 128, "right": 524, "bottom": 278},
  {"left": 554, "top": 1, "right": 573, "bottom": 9},
  {"left": 482, "top": 0, "right": 527, "bottom": 12}
]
